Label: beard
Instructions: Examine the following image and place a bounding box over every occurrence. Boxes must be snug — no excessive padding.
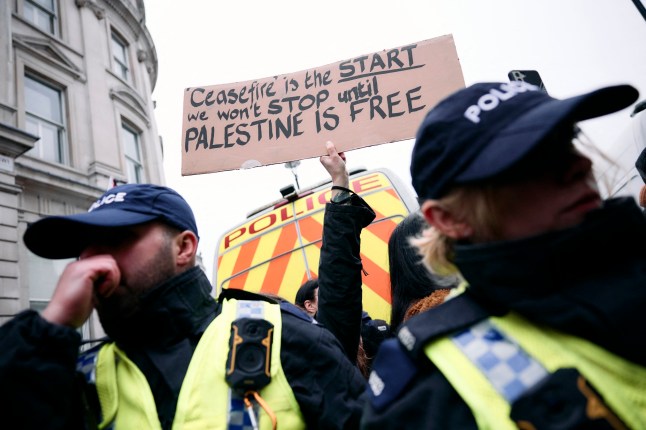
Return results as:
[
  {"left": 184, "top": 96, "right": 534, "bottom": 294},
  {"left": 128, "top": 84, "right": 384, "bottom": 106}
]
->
[{"left": 95, "top": 239, "right": 178, "bottom": 344}]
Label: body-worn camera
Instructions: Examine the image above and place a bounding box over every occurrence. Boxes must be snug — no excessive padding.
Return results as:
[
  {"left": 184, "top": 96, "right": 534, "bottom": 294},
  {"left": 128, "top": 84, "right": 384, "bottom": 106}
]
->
[{"left": 225, "top": 317, "right": 274, "bottom": 391}]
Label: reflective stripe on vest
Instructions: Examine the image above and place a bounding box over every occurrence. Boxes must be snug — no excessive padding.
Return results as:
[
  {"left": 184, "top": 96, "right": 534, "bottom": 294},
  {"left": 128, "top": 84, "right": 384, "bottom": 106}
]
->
[
  {"left": 425, "top": 312, "right": 646, "bottom": 430},
  {"left": 90, "top": 298, "right": 305, "bottom": 430},
  {"left": 451, "top": 319, "right": 549, "bottom": 403}
]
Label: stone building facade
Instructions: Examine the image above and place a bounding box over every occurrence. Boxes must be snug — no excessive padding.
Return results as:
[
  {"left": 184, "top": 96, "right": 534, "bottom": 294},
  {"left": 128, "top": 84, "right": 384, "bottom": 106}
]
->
[{"left": 0, "top": 0, "right": 162, "bottom": 338}]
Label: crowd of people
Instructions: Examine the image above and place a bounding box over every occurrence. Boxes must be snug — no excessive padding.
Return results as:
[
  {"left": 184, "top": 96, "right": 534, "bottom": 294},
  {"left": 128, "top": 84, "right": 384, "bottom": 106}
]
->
[{"left": 2, "top": 80, "right": 646, "bottom": 429}]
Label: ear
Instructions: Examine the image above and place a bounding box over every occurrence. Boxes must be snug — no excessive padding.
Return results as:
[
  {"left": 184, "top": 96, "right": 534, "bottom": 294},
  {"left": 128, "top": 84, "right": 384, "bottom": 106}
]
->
[
  {"left": 175, "top": 231, "right": 199, "bottom": 268},
  {"left": 304, "top": 300, "right": 315, "bottom": 314},
  {"left": 421, "top": 200, "right": 474, "bottom": 240}
]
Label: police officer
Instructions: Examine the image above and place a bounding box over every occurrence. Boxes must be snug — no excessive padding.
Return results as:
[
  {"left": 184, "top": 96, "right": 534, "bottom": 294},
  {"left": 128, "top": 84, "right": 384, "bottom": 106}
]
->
[
  {"left": 362, "top": 82, "right": 646, "bottom": 429},
  {"left": 0, "top": 183, "right": 365, "bottom": 429}
]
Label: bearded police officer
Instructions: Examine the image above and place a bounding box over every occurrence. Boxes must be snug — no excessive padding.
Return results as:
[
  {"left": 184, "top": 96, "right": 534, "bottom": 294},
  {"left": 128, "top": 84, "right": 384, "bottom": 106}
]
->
[{"left": 0, "top": 183, "right": 365, "bottom": 429}]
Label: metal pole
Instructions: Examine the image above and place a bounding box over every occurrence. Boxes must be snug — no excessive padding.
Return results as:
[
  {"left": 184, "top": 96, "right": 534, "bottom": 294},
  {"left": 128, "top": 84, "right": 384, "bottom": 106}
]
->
[
  {"left": 284, "top": 160, "right": 302, "bottom": 190},
  {"left": 293, "top": 171, "right": 301, "bottom": 190}
]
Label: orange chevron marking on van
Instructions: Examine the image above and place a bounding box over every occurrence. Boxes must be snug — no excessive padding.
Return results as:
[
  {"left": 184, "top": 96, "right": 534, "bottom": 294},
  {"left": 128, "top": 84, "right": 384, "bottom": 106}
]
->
[{"left": 214, "top": 169, "right": 419, "bottom": 322}]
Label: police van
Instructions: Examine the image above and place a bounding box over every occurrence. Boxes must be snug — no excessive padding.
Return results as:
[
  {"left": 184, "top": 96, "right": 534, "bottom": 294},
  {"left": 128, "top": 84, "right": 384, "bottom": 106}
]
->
[{"left": 213, "top": 168, "right": 419, "bottom": 322}]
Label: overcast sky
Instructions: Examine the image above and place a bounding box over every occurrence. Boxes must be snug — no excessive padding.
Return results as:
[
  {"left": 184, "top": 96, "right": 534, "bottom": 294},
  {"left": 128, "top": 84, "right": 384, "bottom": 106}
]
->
[{"left": 143, "top": 0, "right": 646, "bottom": 281}]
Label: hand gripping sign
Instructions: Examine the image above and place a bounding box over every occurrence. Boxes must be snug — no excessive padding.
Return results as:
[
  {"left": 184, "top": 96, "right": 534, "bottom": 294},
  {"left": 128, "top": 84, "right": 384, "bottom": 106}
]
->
[{"left": 181, "top": 34, "right": 465, "bottom": 176}]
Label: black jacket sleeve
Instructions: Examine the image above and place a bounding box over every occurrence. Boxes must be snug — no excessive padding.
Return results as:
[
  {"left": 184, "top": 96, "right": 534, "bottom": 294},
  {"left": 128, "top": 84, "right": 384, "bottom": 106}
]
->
[
  {"left": 280, "top": 310, "right": 367, "bottom": 430},
  {"left": 0, "top": 310, "right": 84, "bottom": 430},
  {"left": 316, "top": 197, "right": 375, "bottom": 364}
]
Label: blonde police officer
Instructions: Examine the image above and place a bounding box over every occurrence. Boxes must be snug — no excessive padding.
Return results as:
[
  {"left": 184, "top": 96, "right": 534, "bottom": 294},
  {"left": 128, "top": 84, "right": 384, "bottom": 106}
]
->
[{"left": 362, "top": 82, "right": 646, "bottom": 429}]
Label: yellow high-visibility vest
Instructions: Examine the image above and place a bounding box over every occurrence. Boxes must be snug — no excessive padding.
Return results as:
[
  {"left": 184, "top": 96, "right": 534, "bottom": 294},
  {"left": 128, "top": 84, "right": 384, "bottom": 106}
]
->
[
  {"left": 90, "top": 299, "right": 305, "bottom": 429},
  {"left": 426, "top": 312, "right": 646, "bottom": 430}
]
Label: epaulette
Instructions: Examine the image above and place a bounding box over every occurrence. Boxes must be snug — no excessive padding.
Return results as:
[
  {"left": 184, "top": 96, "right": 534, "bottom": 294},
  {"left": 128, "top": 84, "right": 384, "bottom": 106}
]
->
[
  {"left": 367, "top": 292, "right": 490, "bottom": 411},
  {"left": 367, "top": 338, "right": 418, "bottom": 411}
]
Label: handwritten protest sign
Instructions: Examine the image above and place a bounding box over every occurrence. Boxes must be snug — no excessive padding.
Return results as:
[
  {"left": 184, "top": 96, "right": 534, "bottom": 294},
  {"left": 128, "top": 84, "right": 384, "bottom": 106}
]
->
[{"left": 182, "top": 34, "right": 464, "bottom": 175}]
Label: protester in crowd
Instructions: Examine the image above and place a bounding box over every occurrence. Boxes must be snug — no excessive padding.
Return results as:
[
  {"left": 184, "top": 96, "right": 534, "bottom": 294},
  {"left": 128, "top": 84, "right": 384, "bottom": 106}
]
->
[
  {"left": 359, "top": 312, "right": 390, "bottom": 374},
  {"left": 315, "top": 141, "right": 376, "bottom": 376},
  {"left": 362, "top": 81, "right": 646, "bottom": 429},
  {"left": 315, "top": 143, "right": 454, "bottom": 374},
  {"left": 0, "top": 183, "right": 366, "bottom": 429},
  {"left": 294, "top": 279, "right": 319, "bottom": 317},
  {"left": 388, "top": 212, "right": 458, "bottom": 333}
]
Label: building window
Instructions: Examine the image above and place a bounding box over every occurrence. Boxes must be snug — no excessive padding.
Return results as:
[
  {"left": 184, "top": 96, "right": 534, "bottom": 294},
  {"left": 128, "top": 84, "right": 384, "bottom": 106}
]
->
[
  {"left": 24, "top": 0, "right": 58, "bottom": 35},
  {"left": 122, "top": 123, "right": 143, "bottom": 183},
  {"left": 24, "top": 75, "right": 67, "bottom": 164},
  {"left": 111, "top": 32, "right": 130, "bottom": 81}
]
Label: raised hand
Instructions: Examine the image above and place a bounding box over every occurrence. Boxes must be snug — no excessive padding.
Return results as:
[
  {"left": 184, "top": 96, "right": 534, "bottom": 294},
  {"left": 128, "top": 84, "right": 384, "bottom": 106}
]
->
[{"left": 320, "top": 141, "right": 349, "bottom": 188}]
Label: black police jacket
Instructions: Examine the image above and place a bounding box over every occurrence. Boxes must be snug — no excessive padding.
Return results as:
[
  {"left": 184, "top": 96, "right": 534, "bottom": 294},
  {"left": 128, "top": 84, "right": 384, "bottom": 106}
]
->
[
  {"left": 361, "top": 197, "right": 646, "bottom": 429},
  {"left": 0, "top": 266, "right": 366, "bottom": 429}
]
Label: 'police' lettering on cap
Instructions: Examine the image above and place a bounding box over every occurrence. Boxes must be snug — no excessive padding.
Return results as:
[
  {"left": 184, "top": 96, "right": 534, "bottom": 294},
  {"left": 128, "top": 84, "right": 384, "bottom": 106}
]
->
[
  {"left": 463, "top": 81, "right": 537, "bottom": 124},
  {"left": 410, "top": 81, "right": 639, "bottom": 200},
  {"left": 23, "top": 183, "right": 199, "bottom": 259}
]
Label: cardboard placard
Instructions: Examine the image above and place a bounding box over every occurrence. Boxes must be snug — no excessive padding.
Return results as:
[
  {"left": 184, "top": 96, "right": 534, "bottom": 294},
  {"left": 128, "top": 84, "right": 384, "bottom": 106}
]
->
[{"left": 181, "top": 34, "right": 464, "bottom": 175}]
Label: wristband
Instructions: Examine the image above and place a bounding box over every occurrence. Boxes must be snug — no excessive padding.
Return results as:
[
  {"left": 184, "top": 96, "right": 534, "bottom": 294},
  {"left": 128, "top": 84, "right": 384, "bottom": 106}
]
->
[{"left": 331, "top": 186, "right": 354, "bottom": 204}]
